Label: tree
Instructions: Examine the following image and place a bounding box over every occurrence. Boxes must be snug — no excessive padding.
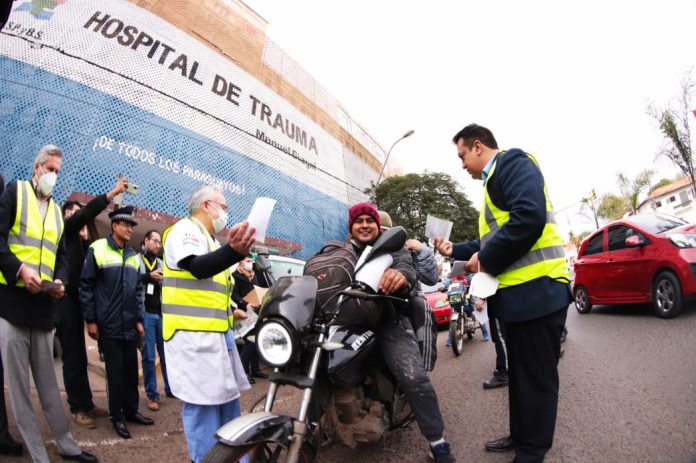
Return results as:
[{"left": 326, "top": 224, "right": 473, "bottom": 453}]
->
[
  {"left": 375, "top": 172, "right": 478, "bottom": 243},
  {"left": 647, "top": 73, "right": 695, "bottom": 196},
  {"left": 596, "top": 193, "right": 626, "bottom": 221},
  {"left": 650, "top": 178, "right": 674, "bottom": 193},
  {"left": 617, "top": 168, "right": 654, "bottom": 215}
]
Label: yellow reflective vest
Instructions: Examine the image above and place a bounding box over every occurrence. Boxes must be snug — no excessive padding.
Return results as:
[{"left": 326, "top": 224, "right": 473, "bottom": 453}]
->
[
  {"left": 0, "top": 180, "right": 64, "bottom": 286},
  {"left": 479, "top": 152, "right": 569, "bottom": 289},
  {"left": 161, "top": 218, "right": 234, "bottom": 341}
]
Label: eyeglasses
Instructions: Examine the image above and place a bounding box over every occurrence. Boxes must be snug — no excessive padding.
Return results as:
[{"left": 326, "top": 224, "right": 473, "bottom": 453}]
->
[{"left": 207, "top": 200, "right": 228, "bottom": 212}]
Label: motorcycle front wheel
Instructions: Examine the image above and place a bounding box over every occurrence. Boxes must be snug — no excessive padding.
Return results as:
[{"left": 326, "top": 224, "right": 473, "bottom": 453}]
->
[
  {"left": 450, "top": 316, "right": 465, "bottom": 356},
  {"left": 202, "top": 441, "right": 317, "bottom": 463}
]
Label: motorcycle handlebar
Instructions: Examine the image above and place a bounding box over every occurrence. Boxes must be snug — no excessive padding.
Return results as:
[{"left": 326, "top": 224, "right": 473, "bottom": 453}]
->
[{"left": 339, "top": 289, "right": 408, "bottom": 304}]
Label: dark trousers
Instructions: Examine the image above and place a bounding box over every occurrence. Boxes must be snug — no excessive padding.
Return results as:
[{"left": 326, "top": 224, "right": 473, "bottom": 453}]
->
[
  {"left": 240, "top": 340, "right": 260, "bottom": 374},
  {"left": 0, "top": 348, "right": 13, "bottom": 442},
  {"left": 379, "top": 314, "right": 444, "bottom": 441},
  {"left": 490, "top": 315, "right": 508, "bottom": 373},
  {"left": 505, "top": 307, "right": 567, "bottom": 463},
  {"left": 101, "top": 337, "right": 139, "bottom": 421},
  {"left": 55, "top": 294, "right": 94, "bottom": 413}
]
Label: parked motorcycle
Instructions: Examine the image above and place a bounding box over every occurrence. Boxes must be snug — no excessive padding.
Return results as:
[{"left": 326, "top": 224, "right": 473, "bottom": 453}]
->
[
  {"left": 447, "top": 279, "right": 477, "bottom": 356},
  {"left": 203, "top": 227, "right": 413, "bottom": 463}
]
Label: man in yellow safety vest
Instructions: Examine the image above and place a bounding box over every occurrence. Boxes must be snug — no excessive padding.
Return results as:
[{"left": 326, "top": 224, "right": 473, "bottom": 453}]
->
[
  {"left": 162, "top": 185, "right": 255, "bottom": 463},
  {"left": 0, "top": 145, "right": 98, "bottom": 463},
  {"left": 435, "top": 124, "right": 571, "bottom": 463}
]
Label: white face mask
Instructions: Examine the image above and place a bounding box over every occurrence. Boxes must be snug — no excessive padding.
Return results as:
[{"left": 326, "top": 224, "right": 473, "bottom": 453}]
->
[
  {"left": 210, "top": 206, "right": 228, "bottom": 233},
  {"left": 37, "top": 165, "right": 57, "bottom": 196},
  {"left": 243, "top": 262, "right": 254, "bottom": 272}
]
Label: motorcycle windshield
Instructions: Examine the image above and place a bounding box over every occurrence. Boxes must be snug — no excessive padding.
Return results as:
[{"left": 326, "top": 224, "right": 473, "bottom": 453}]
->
[{"left": 258, "top": 276, "right": 318, "bottom": 331}]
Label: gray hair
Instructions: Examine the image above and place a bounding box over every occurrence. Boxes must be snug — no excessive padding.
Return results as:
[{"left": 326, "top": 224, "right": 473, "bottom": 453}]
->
[
  {"left": 188, "top": 185, "right": 223, "bottom": 215},
  {"left": 34, "top": 144, "right": 63, "bottom": 166}
]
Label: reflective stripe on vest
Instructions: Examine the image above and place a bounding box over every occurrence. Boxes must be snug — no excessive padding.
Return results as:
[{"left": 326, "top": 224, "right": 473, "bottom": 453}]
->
[
  {"left": 0, "top": 180, "right": 64, "bottom": 286},
  {"left": 161, "top": 218, "right": 232, "bottom": 341},
  {"left": 90, "top": 239, "right": 141, "bottom": 273},
  {"left": 479, "top": 152, "right": 570, "bottom": 289}
]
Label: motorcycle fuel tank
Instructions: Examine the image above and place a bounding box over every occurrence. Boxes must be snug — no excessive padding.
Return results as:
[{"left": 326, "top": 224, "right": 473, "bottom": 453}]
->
[{"left": 327, "top": 325, "right": 378, "bottom": 387}]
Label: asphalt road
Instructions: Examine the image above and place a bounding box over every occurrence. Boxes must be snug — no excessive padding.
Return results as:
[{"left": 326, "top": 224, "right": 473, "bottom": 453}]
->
[{"left": 4, "top": 302, "right": 696, "bottom": 462}]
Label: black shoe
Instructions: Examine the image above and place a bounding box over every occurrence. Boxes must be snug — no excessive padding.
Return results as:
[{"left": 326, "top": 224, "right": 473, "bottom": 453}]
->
[
  {"left": 483, "top": 370, "right": 508, "bottom": 390},
  {"left": 560, "top": 327, "right": 568, "bottom": 343},
  {"left": 485, "top": 436, "right": 514, "bottom": 452},
  {"left": 251, "top": 370, "right": 268, "bottom": 379},
  {"left": 59, "top": 451, "right": 99, "bottom": 462},
  {"left": 125, "top": 412, "right": 155, "bottom": 425},
  {"left": 0, "top": 436, "right": 23, "bottom": 456},
  {"left": 247, "top": 374, "right": 255, "bottom": 385},
  {"left": 429, "top": 441, "right": 456, "bottom": 462},
  {"left": 165, "top": 390, "right": 175, "bottom": 398},
  {"left": 111, "top": 420, "right": 131, "bottom": 439}
]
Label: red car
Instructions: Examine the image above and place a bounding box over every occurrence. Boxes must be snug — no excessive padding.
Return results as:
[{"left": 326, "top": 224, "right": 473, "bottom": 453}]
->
[
  {"left": 573, "top": 213, "right": 696, "bottom": 318},
  {"left": 422, "top": 282, "right": 452, "bottom": 327}
]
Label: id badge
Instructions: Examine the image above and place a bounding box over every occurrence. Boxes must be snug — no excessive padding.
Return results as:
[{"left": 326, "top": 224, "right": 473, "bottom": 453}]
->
[{"left": 146, "top": 283, "right": 155, "bottom": 295}]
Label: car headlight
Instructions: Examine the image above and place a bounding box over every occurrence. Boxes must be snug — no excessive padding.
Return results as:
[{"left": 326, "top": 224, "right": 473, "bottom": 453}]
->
[
  {"left": 256, "top": 321, "right": 294, "bottom": 367},
  {"left": 669, "top": 233, "right": 696, "bottom": 248}
]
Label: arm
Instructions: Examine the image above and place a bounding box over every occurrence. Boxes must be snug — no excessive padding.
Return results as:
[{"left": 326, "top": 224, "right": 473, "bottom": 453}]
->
[
  {"left": 451, "top": 239, "right": 480, "bottom": 261},
  {"left": 178, "top": 245, "right": 245, "bottom": 279},
  {"left": 63, "top": 178, "right": 127, "bottom": 234},
  {"left": 478, "top": 149, "right": 547, "bottom": 276},
  {"left": 135, "top": 258, "right": 145, "bottom": 323},
  {"left": 231, "top": 272, "right": 249, "bottom": 311},
  {"left": 0, "top": 182, "right": 22, "bottom": 284},
  {"left": 412, "top": 246, "right": 439, "bottom": 286},
  {"left": 79, "top": 247, "right": 98, "bottom": 323}
]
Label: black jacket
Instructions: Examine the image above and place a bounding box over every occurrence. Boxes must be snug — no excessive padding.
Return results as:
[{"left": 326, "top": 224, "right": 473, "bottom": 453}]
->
[
  {"left": 231, "top": 269, "right": 255, "bottom": 311},
  {"left": 451, "top": 148, "right": 571, "bottom": 322},
  {"left": 0, "top": 180, "right": 68, "bottom": 330},
  {"left": 80, "top": 235, "right": 144, "bottom": 340},
  {"left": 55, "top": 194, "right": 110, "bottom": 299},
  {"left": 140, "top": 251, "right": 162, "bottom": 313}
]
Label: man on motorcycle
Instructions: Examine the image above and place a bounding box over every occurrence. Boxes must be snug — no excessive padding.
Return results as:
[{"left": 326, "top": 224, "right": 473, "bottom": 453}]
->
[{"left": 348, "top": 203, "right": 456, "bottom": 463}]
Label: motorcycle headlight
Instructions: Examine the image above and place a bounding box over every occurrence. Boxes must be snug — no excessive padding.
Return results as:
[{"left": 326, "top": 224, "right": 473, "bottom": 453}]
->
[
  {"left": 669, "top": 233, "right": 696, "bottom": 248},
  {"left": 256, "top": 321, "right": 294, "bottom": 367}
]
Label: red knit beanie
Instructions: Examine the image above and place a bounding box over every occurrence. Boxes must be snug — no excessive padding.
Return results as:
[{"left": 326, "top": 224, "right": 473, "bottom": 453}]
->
[{"left": 349, "top": 202, "right": 381, "bottom": 230}]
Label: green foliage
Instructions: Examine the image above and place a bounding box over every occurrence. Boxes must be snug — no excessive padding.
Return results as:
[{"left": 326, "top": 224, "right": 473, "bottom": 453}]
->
[
  {"left": 617, "top": 168, "right": 654, "bottom": 215},
  {"left": 647, "top": 73, "right": 695, "bottom": 195},
  {"left": 596, "top": 193, "right": 626, "bottom": 220},
  {"left": 650, "top": 178, "right": 674, "bottom": 193},
  {"left": 375, "top": 172, "right": 478, "bottom": 243}
]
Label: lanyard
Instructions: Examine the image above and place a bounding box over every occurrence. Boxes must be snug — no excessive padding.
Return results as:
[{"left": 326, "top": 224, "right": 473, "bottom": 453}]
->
[{"left": 142, "top": 254, "right": 158, "bottom": 272}]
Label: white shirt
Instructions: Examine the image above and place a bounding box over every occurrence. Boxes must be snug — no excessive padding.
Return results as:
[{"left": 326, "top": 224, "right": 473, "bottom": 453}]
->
[{"left": 163, "top": 217, "right": 249, "bottom": 405}]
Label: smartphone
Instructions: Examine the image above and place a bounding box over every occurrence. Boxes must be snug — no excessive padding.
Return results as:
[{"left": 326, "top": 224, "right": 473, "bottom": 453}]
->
[{"left": 126, "top": 182, "right": 139, "bottom": 195}]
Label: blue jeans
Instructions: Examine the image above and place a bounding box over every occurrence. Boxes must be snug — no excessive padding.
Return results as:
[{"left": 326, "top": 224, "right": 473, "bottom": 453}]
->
[
  {"left": 142, "top": 312, "right": 171, "bottom": 400},
  {"left": 182, "top": 399, "right": 241, "bottom": 463}
]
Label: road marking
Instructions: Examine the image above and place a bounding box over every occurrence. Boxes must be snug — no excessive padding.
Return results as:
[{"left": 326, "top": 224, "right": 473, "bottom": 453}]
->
[{"left": 47, "top": 429, "right": 184, "bottom": 448}]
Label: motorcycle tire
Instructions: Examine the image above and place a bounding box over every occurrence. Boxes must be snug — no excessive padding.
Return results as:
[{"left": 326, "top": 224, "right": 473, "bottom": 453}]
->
[
  {"left": 450, "top": 317, "right": 465, "bottom": 356},
  {"left": 202, "top": 441, "right": 317, "bottom": 463}
]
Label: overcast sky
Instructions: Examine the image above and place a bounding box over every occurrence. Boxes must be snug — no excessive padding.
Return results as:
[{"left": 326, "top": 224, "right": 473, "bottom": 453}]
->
[{"left": 244, "top": 0, "right": 695, "bottom": 238}]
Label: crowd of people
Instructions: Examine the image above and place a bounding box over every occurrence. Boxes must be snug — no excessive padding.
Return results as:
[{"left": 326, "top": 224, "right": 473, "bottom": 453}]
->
[{"left": 0, "top": 123, "right": 571, "bottom": 463}]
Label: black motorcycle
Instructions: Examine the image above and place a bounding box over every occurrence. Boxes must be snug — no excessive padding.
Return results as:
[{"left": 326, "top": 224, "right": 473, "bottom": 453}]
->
[{"left": 203, "top": 227, "right": 413, "bottom": 463}]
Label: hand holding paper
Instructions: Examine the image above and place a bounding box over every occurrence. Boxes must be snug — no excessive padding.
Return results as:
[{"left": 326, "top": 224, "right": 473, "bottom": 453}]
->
[{"left": 246, "top": 197, "right": 276, "bottom": 244}]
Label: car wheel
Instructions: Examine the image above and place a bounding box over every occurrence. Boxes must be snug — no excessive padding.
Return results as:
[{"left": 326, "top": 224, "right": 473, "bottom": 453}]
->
[
  {"left": 574, "top": 286, "right": 592, "bottom": 314},
  {"left": 653, "top": 271, "right": 682, "bottom": 319}
]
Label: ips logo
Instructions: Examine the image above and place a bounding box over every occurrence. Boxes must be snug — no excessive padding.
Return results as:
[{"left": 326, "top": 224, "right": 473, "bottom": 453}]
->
[{"left": 14, "top": 0, "right": 68, "bottom": 21}]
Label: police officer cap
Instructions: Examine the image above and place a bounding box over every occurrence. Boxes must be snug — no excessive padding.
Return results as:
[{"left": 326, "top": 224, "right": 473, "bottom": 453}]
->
[{"left": 109, "top": 205, "right": 138, "bottom": 226}]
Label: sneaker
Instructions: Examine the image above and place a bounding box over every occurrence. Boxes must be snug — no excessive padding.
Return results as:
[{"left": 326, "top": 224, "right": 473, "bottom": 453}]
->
[
  {"left": 483, "top": 370, "right": 508, "bottom": 390},
  {"left": 72, "top": 412, "right": 96, "bottom": 429},
  {"left": 147, "top": 398, "right": 160, "bottom": 411},
  {"left": 482, "top": 330, "right": 490, "bottom": 342},
  {"left": 429, "top": 441, "right": 456, "bottom": 463}
]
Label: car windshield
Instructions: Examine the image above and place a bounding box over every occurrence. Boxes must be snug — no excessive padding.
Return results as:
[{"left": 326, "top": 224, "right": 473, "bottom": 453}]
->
[{"left": 624, "top": 214, "right": 686, "bottom": 234}]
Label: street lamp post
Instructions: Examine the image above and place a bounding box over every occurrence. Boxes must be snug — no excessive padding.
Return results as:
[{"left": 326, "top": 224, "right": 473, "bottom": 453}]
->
[{"left": 375, "top": 129, "right": 415, "bottom": 187}]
